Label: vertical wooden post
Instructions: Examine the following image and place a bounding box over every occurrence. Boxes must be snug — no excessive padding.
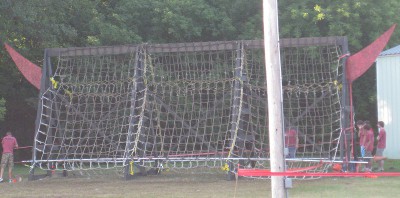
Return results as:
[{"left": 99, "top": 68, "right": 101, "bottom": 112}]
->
[{"left": 263, "top": 0, "right": 286, "bottom": 197}]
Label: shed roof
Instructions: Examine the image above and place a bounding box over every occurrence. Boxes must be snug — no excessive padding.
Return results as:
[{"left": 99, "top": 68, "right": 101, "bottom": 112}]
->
[{"left": 379, "top": 45, "right": 400, "bottom": 57}]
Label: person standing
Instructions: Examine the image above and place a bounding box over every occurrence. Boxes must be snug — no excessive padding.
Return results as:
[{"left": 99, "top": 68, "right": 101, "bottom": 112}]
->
[
  {"left": 375, "top": 121, "right": 386, "bottom": 171},
  {"left": 363, "top": 124, "right": 374, "bottom": 172},
  {"left": 285, "top": 127, "right": 299, "bottom": 158},
  {"left": 357, "top": 120, "right": 366, "bottom": 158},
  {"left": 0, "top": 131, "right": 19, "bottom": 183},
  {"left": 355, "top": 120, "right": 366, "bottom": 172}
]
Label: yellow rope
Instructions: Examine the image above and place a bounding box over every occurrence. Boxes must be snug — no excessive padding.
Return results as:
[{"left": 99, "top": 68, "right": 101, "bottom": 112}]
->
[
  {"left": 50, "top": 77, "right": 58, "bottom": 89},
  {"left": 221, "top": 163, "right": 230, "bottom": 171},
  {"left": 65, "top": 89, "right": 73, "bottom": 100}
]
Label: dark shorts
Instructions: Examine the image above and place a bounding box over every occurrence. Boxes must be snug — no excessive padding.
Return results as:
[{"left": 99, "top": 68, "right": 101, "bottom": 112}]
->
[
  {"left": 0, "top": 153, "right": 14, "bottom": 168},
  {"left": 286, "top": 147, "right": 296, "bottom": 158}
]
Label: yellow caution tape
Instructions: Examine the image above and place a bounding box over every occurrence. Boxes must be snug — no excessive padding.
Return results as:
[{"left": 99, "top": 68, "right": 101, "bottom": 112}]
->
[{"left": 129, "top": 161, "right": 134, "bottom": 175}]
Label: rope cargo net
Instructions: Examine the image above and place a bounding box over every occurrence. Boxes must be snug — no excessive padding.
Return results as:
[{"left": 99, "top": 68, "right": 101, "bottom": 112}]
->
[{"left": 32, "top": 38, "right": 345, "bottom": 179}]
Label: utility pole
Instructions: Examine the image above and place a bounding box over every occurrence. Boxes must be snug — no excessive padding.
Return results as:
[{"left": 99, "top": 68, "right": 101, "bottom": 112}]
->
[{"left": 263, "top": 0, "right": 286, "bottom": 197}]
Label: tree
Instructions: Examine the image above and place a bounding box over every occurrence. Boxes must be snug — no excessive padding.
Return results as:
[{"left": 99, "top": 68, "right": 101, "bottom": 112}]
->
[
  {"left": 0, "top": 98, "right": 5, "bottom": 121},
  {"left": 278, "top": 0, "right": 400, "bottom": 124},
  {"left": 279, "top": 0, "right": 400, "bottom": 50}
]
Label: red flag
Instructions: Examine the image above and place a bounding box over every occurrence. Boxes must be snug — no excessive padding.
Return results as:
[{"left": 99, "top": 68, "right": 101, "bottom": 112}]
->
[
  {"left": 4, "top": 43, "right": 42, "bottom": 89},
  {"left": 346, "top": 24, "right": 396, "bottom": 82}
]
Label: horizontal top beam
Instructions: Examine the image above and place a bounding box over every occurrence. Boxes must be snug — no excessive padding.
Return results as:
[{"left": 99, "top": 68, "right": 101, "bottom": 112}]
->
[{"left": 45, "top": 36, "right": 347, "bottom": 57}]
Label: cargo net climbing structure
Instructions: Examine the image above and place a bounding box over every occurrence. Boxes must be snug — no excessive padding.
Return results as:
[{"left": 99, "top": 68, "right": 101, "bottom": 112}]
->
[{"left": 32, "top": 37, "right": 347, "bottom": 179}]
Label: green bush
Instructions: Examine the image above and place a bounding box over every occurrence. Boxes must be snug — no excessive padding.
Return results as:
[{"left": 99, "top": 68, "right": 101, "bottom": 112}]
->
[{"left": 0, "top": 97, "right": 5, "bottom": 121}]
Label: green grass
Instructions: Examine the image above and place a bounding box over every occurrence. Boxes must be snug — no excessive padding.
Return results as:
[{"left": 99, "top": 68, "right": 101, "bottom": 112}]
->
[{"left": 1, "top": 160, "right": 400, "bottom": 198}]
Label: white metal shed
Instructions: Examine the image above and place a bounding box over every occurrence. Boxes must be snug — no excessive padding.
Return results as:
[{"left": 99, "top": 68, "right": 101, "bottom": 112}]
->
[{"left": 376, "top": 45, "right": 400, "bottom": 159}]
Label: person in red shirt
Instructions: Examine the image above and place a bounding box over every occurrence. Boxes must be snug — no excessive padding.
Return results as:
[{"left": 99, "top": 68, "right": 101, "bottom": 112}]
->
[
  {"left": 375, "top": 121, "right": 386, "bottom": 171},
  {"left": 285, "top": 127, "right": 299, "bottom": 158},
  {"left": 363, "top": 124, "right": 374, "bottom": 172},
  {"left": 0, "top": 132, "right": 19, "bottom": 183},
  {"left": 357, "top": 120, "right": 366, "bottom": 157}
]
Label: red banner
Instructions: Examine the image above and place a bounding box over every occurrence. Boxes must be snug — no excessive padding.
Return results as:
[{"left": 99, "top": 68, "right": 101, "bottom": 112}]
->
[
  {"left": 346, "top": 24, "right": 396, "bottom": 82},
  {"left": 4, "top": 43, "right": 42, "bottom": 89}
]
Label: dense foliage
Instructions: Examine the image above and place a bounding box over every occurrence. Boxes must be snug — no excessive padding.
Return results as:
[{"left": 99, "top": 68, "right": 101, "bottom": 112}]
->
[
  {"left": 0, "top": 0, "right": 399, "bottom": 145},
  {"left": 0, "top": 98, "right": 5, "bottom": 121}
]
